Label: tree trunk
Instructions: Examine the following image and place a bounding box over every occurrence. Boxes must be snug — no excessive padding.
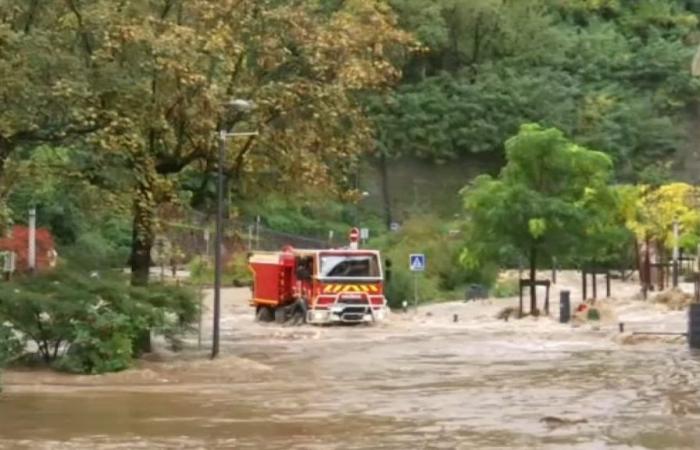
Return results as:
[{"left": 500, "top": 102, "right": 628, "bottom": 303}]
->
[
  {"left": 129, "top": 179, "right": 157, "bottom": 355},
  {"left": 644, "top": 237, "right": 651, "bottom": 291},
  {"left": 634, "top": 239, "right": 641, "bottom": 284},
  {"left": 657, "top": 243, "right": 665, "bottom": 290},
  {"left": 378, "top": 152, "right": 393, "bottom": 230},
  {"left": 130, "top": 204, "right": 153, "bottom": 287},
  {"left": 529, "top": 245, "right": 537, "bottom": 315}
]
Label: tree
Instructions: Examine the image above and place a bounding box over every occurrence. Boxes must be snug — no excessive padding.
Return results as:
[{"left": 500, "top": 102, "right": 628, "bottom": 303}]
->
[
  {"left": 618, "top": 182, "right": 700, "bottom": 286},
  {"left": 0, "top": 1, "right": 412, "bottom": 284},
  {"left": 81, "top": 0, "right": 412, "bottom": 284},
  {"left": 460, "top": 124, "right": 613, "bottom": 313},
  {"left": 0, "top": 1, "right": 101, "bottom": 227},
  {"left": 369, "top": 0, "right": 700, "bottom": 189}
]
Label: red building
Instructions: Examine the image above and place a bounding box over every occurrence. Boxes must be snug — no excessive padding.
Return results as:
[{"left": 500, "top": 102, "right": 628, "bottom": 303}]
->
[{"left": 0, "top": 225, "right": 57, "bottom": 272}]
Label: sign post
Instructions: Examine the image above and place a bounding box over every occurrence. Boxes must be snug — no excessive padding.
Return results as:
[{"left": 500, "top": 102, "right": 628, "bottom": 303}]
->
[
  {"left": 409, "top": 253, "right": 426, "bottom": 309},
  {"left": 360, "top": 227, "right": 370, "bottom": 245}
]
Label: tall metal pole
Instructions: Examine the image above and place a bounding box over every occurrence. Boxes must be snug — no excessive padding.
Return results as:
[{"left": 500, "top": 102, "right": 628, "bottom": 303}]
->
[
  {"left": 28, "top": 208, "right": 36, "bottom": 273},
  {"left": 673, "top": 219, "right": 680, "bottom": 288},
  {"left": 212, "top": 131, "right": 225, "bottom": 359},
  {"left": 413, "top": 272, "right": 418, "bottom": 310}
]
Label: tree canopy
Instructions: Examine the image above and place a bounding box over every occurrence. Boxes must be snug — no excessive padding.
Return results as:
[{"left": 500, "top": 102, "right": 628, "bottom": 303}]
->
[
  {"left": 370, "top": 0, "right": 700, "bottom": 182},
  {"left": 461, "top": 124, "right": 614, "bottom": 311},
  {"left": 0, "top": 0, "right": 412, "bottom": 283}
]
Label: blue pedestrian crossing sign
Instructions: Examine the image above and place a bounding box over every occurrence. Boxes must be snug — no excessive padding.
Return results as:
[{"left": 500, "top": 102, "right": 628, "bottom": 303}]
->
[{"left": 409, "top": 254, "right": 426, "bottom": 272}]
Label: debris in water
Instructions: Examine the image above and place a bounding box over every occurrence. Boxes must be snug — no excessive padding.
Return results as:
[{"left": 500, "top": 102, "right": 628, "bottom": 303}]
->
[
  {"left": 496, "top": 307, "right": 516, "bottom": 321},
  {"left": 540, "top": 416, "right": 588, "bottom": 429},
  {"left": 653, "top": 288, "right": 693, "bottom": 311},
  {"left": 572, "top": 299, "right": 616, "bottom": 325}
]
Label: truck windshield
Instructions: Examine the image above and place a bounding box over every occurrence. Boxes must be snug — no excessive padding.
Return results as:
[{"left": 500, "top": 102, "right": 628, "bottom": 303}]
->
[{"left": 319, "top": 255, "right": 380, "bottom": 278}]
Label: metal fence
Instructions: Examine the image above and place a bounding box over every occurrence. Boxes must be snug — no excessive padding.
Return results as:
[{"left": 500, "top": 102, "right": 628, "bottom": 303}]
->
[{"left": 158, "top": 216, "right": 344, "bottom": 264}]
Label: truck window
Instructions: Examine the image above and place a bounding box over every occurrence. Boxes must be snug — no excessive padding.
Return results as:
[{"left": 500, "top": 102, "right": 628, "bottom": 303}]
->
[{"left": 320, "top": 255, "right": 380, "bottom": 278}]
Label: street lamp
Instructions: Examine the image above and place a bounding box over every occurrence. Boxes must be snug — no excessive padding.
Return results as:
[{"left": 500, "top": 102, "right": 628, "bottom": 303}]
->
[
  {"left": 353, "top": 191, "right": 370, "bottom": 227},
  {"left": 212, "top": 98, "right": 258, "bottom": 360}
]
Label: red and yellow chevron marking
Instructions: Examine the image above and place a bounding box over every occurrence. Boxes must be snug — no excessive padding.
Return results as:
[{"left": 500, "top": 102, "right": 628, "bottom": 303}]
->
[{"left": 322, "top": 284, "right": 380, "bottom": 294}]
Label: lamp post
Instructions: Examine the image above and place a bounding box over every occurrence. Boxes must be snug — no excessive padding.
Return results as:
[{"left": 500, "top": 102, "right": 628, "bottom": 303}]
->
[
  {"left": 353, "top": 191, "right": 370, "bottom": 227},
  {"left": 211, "top": 99, "right": 258, "bottom": 359}
]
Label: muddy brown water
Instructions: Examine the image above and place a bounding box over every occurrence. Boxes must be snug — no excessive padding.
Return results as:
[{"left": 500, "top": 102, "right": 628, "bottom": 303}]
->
[{"left": 2, "top": 288, "right": 700, "bottom": 449}]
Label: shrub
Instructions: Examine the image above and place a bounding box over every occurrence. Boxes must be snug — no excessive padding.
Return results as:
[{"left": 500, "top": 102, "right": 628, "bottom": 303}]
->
[
  {"left": 60, "top": 231, "right": 130, "bottom": 270},
  {"left": 491, "top": 278, "right": 520, "bottom": 298},
  {"left": 384, "top": 267, "right": 441, "bottom": 308},
  {"left": 228, "top": 253, "right": 252, "bottom": 286},
  {"left": 376, "top": 215, "right": 495, "bottom": 305},
  {"left": 0, "top": 322, "right": 23, "bottom": 366},
  {"left": 0, "top": 268, "right": 198, "bottom": 374},
  {"left": 188, "top": 253, "right": 252, "bottom": 286}
]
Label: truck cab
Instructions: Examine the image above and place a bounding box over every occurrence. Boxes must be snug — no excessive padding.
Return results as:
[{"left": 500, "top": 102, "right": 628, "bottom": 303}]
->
[{"left": 249, "top": 245, "right": 388, "bottom": 325}]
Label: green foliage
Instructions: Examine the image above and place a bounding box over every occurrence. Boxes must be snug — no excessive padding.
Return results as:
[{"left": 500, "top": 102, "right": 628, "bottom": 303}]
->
[
  {"left": 371, "top": 0, "right": 700, "bottom": 181},
  {"left": 187, "top": 253, "right": 252, "bottom": 287},
  {"left": 461, "top": 125, "right": 615, "bottom": 306},
  {"left": 60, "top": 230, "right": 131, "bottom": 270},
  {"left": 491, "top": 278, "right": 520, "bottom": 298},
  {"left": 375, "top": 215, "right": 494, "bottom": 306},
  {"left": 0, "top": 269, "right": 197, "bottom": 374},
  {"left": 239, "top": 195, "right": 353, "bottom": 238},
  {"left": 0, "top": 322, "right": 23, "bottom": 367}
]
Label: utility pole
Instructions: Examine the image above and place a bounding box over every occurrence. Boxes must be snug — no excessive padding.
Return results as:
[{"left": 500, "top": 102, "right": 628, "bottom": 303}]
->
[
  {"left": 28, "top": 208, "right": 36, "bottom": 273},
  {"left": 212, "top": 131, "right": 226, "bottom": 359},
  {"left": 211, "top": 98, "right": 258, "bottom": 359}
]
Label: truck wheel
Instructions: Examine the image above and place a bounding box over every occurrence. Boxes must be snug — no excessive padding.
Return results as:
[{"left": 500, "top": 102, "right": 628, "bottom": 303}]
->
[
  {"left": 274, "top": 306, "right": 287, "bottom": 324},
  {"left": 291, "top": 299, "right": 308, "bottom": 326},
  {"left": 256, "top": 306, "right": 274, "bottom": 322}
]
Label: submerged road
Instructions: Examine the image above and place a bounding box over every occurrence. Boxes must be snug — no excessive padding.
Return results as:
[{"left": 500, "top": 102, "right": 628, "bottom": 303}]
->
[{"left": 1, "top": 284, "right": 699, "bottom": 449}]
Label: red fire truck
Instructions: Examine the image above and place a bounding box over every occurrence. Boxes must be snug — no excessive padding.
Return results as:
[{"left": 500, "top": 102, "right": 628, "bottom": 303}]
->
[{"left": 248, "top": 229, "right": 388, "bottom": 325}]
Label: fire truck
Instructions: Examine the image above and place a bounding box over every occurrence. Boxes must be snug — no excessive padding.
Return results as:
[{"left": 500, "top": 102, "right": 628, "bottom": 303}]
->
[{"left": 248, "top": 228, "right": 388, "bottom": 325}]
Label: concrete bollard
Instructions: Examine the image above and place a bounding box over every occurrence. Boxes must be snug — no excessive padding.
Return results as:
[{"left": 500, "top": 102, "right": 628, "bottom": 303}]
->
[
  {"left": 689, "top": 304, "right": 700, "bottom": 349},
  {"left": 559, "top": 290, "right": 571, "bottom": 324}
]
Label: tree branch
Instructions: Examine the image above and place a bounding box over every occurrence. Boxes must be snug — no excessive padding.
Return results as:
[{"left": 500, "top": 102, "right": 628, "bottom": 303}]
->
[
  {"left": 64, "top": 0, "right": 94, "bottom": 65},
  {"left": 24, "top": 0, "right": 40, "bottom": 34}
]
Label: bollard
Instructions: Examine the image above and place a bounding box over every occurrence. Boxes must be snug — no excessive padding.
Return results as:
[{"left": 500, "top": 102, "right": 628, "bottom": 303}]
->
[
  {"left": 619, "top": 322, "right": 625, "bottom": 333},
  {"left": 453, "top": 314, "right": 458, "bottom": 323},
  {"left": 689, "top": 304, "right": 700, "bottom": 349},
  {"left": 559, "top": 290, "right": 571, "bottom": 324},
  {"left": 402, "top": 300, "right": 408, "bottom": 314}
]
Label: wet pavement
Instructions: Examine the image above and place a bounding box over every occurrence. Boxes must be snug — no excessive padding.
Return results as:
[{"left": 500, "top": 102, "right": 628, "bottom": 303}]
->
[{"left": 2, "top": 280, "right": 700, "bottom": 449}]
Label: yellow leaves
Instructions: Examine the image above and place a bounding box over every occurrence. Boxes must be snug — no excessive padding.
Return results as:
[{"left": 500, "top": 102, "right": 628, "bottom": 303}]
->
[{"left": 619, "top": 183, "right": 700, "bottom": 249}]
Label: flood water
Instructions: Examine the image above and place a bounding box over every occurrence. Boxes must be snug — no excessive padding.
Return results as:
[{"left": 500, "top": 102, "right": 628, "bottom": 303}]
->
[{"left": 2, "top": 288, "right": 700, "bottom": 449}]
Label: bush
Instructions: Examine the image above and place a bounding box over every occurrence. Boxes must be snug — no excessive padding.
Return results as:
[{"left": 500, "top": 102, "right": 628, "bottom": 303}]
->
[
  {"left": 0, "top": 268, "right": 198, "bottom": 374},
  {"left": 491, "top": 278, "right": 520, "bottom": 298},
  {"left": 376, "top": 216, "right": 494, "bottom": 305},
  {"left": 385, "top": 268, "right": 441, "bottom": 308},
  {"left": 188, "top": 253, "right": 252, "bottom": 286},
  {"left": 228, "top": 253, "right": 252, "bottom": 286},
  {"left": 0, "top": 322, "right": 23, "bottom": 366},
  {"left": 60, "top": 231, "right": 130, "bottom": 270}
]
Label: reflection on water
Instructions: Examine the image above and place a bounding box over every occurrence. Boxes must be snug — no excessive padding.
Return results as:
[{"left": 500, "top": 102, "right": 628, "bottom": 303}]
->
[{"left": 2, "top": 303, "right": 700, "bottom": 449}]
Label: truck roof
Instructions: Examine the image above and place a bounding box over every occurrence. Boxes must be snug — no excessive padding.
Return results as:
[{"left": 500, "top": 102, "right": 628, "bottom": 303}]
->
[{"left": 248, "top": 248, "right": 381, "bottom": 263}]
